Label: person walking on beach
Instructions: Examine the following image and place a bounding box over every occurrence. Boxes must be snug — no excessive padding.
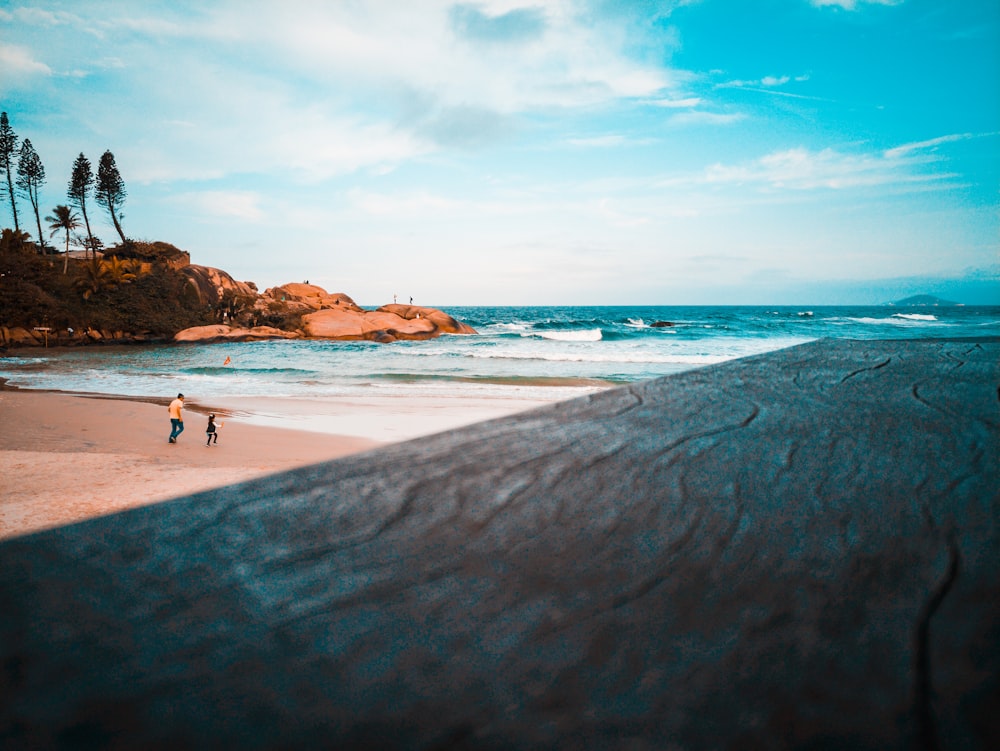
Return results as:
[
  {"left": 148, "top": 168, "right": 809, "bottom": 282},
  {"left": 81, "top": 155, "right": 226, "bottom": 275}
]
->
[
  {"left": 205, "top": 414, "right": 219, "bottom": 446},
  {"left": 168, "top": 393, "right": 184, "bottom": 443}
]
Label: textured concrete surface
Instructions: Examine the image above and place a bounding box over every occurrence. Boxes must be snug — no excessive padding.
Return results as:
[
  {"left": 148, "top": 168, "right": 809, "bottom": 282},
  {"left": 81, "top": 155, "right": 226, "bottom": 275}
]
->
[{"left": 1, "top": 338, "right": 998, "bottom": 749}]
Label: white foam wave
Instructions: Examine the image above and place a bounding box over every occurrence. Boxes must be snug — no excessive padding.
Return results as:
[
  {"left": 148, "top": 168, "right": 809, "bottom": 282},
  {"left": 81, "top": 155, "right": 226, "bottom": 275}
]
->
[
  {"left": 845, "top": 316, "right": 941, "bottom": 326},
  {"left": 471, "top": 351, "right": 729, "bottom": 365},
  {"left": 892, "top": 313, "right": 937, "bottom": 321},
  {"left": 523, "top": 329, "right": 603, "bottom": 342},
  {"left": 625, "top": 318, "right": 646, "bottom": 328}
]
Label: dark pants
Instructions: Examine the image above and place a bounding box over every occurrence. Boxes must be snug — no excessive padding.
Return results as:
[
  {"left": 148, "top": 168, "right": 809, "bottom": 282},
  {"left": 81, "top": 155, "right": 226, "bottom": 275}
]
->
[
  {"left": 169, "top": 419, "right": 184, "bottom": 441},
  {"left": 206, "top": 431, "right": 217, "bottom": 445}
]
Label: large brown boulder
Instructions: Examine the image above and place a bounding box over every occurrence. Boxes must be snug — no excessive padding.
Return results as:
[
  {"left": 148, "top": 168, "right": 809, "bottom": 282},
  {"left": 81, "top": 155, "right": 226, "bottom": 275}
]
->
[
  {"left": 182, "top": 265, "right": 258, "bottom": 306},
  {"left": 263, "top": 284, "right": 362, "bottom": 314},
  {"left": 378, "top": 304, "right": 477, "bottom": 334},
  {"left": 299, "top": 309, "right": 367, "bottom": 339},
  {"left": 174, "top": 325, "right": 300, "bottom": 342},
  {"left": 0, "top": 326, "right": 42, "bottom": 347},
  {"left": 300, "top": 308, "right": 438, "bottom": 341}
]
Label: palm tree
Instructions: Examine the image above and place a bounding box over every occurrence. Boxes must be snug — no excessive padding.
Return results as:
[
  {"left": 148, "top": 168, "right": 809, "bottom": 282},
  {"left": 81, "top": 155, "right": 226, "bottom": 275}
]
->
[
  {"left": 0, "top": 227, "right": 32, "bottom": 255},
  {"left": 46, "top": 204, "right": 80, "bottom": 274},
  {"left": 74, "top": 256, "right": 110, "bottom": 300},
  {"left": 101, "top": 255, "right": 137, "bottom": 285}
]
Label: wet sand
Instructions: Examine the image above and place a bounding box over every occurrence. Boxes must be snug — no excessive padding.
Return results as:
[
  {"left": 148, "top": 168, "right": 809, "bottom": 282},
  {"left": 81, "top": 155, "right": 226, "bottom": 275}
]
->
[{"left": 0, "top": 389, "right": 553, "bottom": 539}]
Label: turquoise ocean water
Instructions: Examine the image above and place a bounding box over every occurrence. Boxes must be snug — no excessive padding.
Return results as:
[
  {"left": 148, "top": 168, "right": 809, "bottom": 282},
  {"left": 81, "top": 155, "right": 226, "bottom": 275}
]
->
[{"left": 2, "top": 305, "right": 998, "bottom": 401}]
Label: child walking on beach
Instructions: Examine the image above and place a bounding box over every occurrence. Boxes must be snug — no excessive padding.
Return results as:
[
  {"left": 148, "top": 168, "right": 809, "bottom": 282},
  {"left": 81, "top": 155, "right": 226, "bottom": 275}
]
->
[{"left": 206, "top": 414, "right": 219, "bottom": 446}]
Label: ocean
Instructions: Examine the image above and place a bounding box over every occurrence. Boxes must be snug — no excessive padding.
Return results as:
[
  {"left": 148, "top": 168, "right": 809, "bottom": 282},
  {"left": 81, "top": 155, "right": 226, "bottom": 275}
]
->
[{"left": 2, "top": 305, "right": 998, "bottom": 402}]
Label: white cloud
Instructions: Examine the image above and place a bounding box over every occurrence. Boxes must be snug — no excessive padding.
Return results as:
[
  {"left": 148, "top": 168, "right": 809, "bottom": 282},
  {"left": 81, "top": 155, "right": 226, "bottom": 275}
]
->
[
  {"left": 0, "top": 44, "right": 52, "bottom": 77},
  {"left": 184, "top": 191, "right": 267, "bottom": 222},
  {"left": 271, "top": 113, "right": 432, "bottom": 181},
  {"left": 700, "top": 145, "right": 956, "bottom": 191},
  {"left": 7, "top": 7, "right": 75, "bottom": 26},
  {"left": 190, "top": 0, "right": 675, "bottom": 114},
  {"left": 567, "top": 135, "right": 627, "bottom": 147},
  {"left": 883, "top": 133, "right": 976, "bottom": 159},
  {"left": 648, "top": 96, "right": 703, "bottom": 108},
  {"left": 669, "top": 111, "right": 745, "bottom": 126},
  {"left": 719, "top": 73, "right": 806, "bottom": 90},
  {"left": 346, "top": 188, "right": 465, "bottom": 217},
  {"left": 809, "top": 0, "right": 904, "bottom": 10}
]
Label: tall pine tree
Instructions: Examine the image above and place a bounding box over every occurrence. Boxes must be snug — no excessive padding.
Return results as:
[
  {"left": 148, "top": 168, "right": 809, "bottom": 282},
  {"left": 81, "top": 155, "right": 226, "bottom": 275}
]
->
[
  {"left": 96, "top": 150, "right": 127, "bottom": 244},
  {"left": 0, "top": 112, "right": 19, "bottom": 231},
  {"left": 68, "top": 153, "right": 96, "bottom": 257},
  {"left": 16, "top": 139, "right": 45, "bottom": 252}
]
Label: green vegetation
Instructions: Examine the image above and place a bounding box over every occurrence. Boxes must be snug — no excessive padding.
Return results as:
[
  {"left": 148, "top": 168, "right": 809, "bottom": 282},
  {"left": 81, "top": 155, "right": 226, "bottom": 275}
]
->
[
  {"left": 0, "top": 113, "right": 310, "bottom": 345},
  {"left": 0, "top": 113, "right": 19, "bottom": 232},
  {"left": 46, "top": 204, "right": 80, "bottom": 273},
  {"left": 68, "top": 153, "right": 97, "bottom": 255},
  {"left": 0, "top": 112, "right": 231, "bottom": 341},
  {"left": 1, "top": 232, "right": 217, "bottom": 338},
  {"left": 16, "top": 138, "right": 46, "bottom": 252},
  {"left": 96, "top": 150, "right": 127, "bottom": 243}
]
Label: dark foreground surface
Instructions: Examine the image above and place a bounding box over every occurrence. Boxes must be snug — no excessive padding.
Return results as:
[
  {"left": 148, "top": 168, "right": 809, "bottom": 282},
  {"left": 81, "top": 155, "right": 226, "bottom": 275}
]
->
[{"left": 2, "top": 338, "right": 998, "bottom": 749}]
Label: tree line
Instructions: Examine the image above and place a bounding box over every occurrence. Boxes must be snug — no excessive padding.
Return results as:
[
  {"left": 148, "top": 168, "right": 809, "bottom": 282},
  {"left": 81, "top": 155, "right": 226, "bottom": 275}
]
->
[{"left": 0, "top": 111, "right": 128, "bottom": 260}]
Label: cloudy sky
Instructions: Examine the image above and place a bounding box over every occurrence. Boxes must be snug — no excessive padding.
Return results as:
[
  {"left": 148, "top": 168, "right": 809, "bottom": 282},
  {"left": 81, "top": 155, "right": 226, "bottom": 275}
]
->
[{"left": 2, "top": 0, "right": 997, "bottom": 304}]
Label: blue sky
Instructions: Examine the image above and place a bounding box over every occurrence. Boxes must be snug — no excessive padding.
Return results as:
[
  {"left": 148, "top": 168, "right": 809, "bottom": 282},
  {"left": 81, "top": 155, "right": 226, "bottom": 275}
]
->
[{"left": 1, "top": 0, "right": 997, "bottom": 304}]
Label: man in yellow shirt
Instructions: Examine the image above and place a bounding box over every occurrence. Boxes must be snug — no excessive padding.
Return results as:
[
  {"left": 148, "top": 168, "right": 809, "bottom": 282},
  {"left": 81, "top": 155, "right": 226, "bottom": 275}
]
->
[{"left": 168, "top": 393, "right": 185, "bottom": 443}]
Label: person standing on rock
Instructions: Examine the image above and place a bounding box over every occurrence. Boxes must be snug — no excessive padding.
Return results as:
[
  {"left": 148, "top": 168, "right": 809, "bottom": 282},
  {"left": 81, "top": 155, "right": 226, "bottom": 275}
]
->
[{"left": 168, "top": 393, "right": 185, "bottom": 443}]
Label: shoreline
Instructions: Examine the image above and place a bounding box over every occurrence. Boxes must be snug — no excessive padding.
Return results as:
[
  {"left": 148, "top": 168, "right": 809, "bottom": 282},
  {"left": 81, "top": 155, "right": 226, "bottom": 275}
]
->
[{"left": 0, "top": 386, "right": 562, "bottom": 540}]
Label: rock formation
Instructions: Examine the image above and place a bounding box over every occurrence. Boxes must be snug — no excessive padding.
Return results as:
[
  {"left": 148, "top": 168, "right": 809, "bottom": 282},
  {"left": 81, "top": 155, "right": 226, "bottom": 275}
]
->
[
  {"left": 174, "top": 284, "right": 478, "bottom": 343},
  {"left": 377, "top": 303, "right": 477, "bottom": 335},
  {"left": 172, "top": 325, "right": 301, "bottom": 343},
  {"left": 0, "top": 325, "right": 156, "bottom": 347},
  {"left": 260, "top": 283, "right": 362, "bottom": 314},
  {"left": 181, "top": 264, "right": 258, "bottom": 306},
  {"left": 0, "top": 235, "right": 478, "bottom": 347}
]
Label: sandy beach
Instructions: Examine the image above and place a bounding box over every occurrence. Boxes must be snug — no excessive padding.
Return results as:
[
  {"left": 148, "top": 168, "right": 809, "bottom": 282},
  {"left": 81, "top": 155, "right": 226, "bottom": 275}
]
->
[{"left": 0, "top": 388, "right": 554, "bottom": 539}]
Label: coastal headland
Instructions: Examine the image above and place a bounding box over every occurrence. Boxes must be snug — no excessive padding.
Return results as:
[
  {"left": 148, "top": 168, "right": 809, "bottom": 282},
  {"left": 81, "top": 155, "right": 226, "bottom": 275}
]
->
[
  {"left": 2, "top": 337, "right": 997, "bottom": 748},
  {"left": 1, "top": 239, "right": 476, "bottom": 348}
]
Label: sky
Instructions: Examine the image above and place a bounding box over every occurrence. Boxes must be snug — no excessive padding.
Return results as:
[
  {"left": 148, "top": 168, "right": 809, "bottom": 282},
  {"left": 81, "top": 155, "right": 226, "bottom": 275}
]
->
[{"left": 1, "top": 0, "right": 998, "bottom": 305}]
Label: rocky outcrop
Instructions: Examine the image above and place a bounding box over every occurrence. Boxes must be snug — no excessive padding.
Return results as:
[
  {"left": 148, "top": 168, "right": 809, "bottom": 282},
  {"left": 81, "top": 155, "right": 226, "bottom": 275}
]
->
[
  {"left": 0, "top": 326, "right": 157, "bottom": 348},
  {"left": 173, "top": 325, "right": 301, "bottom": 343},
  {"left": 377, "top": 304, "right": 478, "bottom": 335},
  {"left": 181, "top": 264, "right": 258, "bottom": 306},
  {"left": 261, "top": 283, "right": 362, "bottom": 313},
  {"left": 264, "top": 285, "right": 478, "bottom": 342},
  {"left": 0, "top": 327, "right": 46, "bottom": 347},
  {"left": 170, "top": 282, "right": 476, "bottom": 344},
  {"left": 114, "top": 240, "right": 192, "bottom": 270},
  {"left": 301, "top": 308, "right": 439, "bottom": 342}
]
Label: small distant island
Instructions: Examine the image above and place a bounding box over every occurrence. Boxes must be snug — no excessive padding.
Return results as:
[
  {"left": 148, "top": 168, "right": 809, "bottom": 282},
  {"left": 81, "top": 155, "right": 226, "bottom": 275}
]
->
[
  {"left": 888, "top": 294, "right": 960, "bottom": 307},
  {"left": 0, "top": 236, "right": 476, "bottom": 348}
]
